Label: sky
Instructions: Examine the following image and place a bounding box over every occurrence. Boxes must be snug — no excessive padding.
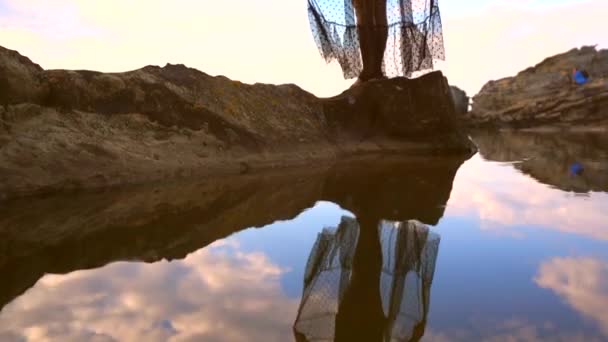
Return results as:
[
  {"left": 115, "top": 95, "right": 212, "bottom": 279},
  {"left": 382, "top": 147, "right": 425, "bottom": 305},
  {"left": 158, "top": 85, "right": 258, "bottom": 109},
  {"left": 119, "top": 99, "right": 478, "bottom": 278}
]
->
[{"left": 0, "top": 0, "right": 606, "bottom": 97}]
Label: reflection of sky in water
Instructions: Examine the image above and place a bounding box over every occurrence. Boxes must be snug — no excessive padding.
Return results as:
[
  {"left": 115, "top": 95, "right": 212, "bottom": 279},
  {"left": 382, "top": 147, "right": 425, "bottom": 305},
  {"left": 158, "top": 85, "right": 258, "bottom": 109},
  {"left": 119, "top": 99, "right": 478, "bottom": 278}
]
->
[
  {"left": 428, "top": 153, "right": 608, "bottom": 341},
  {"left": 0, "top": 240, "right": 300, "bottom": 341},
  {"left": 232, "top": 201, "right": 352, "bottom": 298},
  {"left": 429, "top": 218, "right": 608, "bottom": 341},
  {"left": 1, "top": 154, "right": 608, "bottom": 341}
]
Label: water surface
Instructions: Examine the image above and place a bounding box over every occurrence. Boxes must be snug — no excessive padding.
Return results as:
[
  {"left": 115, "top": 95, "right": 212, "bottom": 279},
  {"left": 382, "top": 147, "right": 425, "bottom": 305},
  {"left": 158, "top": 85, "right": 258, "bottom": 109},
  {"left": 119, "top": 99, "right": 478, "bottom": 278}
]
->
[{"left": 0, "top": 131, "right": 607, "bottom": 341}]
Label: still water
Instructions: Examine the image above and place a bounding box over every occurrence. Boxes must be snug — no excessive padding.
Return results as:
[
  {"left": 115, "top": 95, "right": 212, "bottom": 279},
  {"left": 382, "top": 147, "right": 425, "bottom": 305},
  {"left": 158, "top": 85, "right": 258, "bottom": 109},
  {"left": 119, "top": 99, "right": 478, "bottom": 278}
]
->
[{"left": 0, "top": 131, "right": 607, "bottom": 341}]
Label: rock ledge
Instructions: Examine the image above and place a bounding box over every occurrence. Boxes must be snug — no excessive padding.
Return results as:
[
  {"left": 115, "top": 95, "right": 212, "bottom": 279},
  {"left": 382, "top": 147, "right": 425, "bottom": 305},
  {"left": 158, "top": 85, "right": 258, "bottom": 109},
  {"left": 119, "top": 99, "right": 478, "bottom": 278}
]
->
[
  {"left": 467, "top": 46, "right": 608, "bottom": 129},
  {"left": 0, "top": 45, "right": 474, "bottom": 199}
]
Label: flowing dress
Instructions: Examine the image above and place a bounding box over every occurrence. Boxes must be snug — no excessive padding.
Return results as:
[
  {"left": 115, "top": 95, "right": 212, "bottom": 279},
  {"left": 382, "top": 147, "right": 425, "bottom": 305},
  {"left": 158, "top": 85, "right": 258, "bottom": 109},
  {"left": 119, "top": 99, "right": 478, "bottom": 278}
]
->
[{"left": 307, "top": 0, "right": 445, "bottom": 79}]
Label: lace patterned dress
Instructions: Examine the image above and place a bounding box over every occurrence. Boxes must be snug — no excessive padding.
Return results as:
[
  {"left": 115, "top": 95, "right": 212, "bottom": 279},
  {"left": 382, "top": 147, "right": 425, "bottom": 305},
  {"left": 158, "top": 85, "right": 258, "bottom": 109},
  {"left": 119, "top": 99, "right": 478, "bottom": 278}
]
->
[{"left": 307, "top": 0, "right": 445, "bottom": 79}]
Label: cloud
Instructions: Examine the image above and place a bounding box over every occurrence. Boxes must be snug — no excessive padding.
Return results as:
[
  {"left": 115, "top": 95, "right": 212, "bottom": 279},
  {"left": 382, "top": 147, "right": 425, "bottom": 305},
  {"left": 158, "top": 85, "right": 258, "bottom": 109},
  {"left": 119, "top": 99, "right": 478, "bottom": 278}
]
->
[
  {"left": 0, "top": 0, "right": 606, "bottom": 96},
  {"left": 535, "top": 256, "right": 608, "bottom": 337},
  {"left": 446, "top": 155, "right": 608, "bottom": 240},
  {"left": 0, "top": 239, "right": 299, "bottom": 342}
]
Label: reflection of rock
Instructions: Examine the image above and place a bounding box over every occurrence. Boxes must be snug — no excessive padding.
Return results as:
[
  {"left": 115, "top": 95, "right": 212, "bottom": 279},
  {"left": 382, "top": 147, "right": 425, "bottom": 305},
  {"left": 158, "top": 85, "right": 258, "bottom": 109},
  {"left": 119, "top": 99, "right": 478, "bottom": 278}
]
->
[
  {"left": 467, "top": 46, "right": 608, "bottom": 128},
  {"left": 450, "top": 86, "right": 469, "bottom": 115},
  {"left": 0, "top": 45, "right": 474, "bottom": 200},
  {"left": 0, "top": 153, "right": 467, "bottom": 312},
  {"left": 0, "top": 168, "right": 325, "bottom": 311},
  {"left": 322, "top": 155, "right": 466, "bottom": 225},
  {"left": 293, "top": 217, "right": 440, "bottom": 341},
  {"left": 473, "top": 131, "right": 608, "bottom": 193}
]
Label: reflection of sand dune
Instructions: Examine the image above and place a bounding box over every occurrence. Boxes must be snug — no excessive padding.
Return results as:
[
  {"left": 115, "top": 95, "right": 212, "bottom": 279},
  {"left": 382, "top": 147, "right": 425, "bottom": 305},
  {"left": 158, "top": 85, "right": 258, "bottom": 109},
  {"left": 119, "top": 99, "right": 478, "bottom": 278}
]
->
[
  {"left": 535, "top": 257, "right": 608, "bottom": 337},
  {"left": 473, "top": 131, "right": 608, "bottom": 193},
  {"left": 293, "top": 216, "right": 440, "bottom": 341}
]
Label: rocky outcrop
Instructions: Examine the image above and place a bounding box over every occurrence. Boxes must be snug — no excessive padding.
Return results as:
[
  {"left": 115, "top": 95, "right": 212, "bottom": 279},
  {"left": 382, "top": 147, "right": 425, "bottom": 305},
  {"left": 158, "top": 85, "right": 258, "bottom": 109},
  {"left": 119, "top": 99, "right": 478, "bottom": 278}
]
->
[
  {"left": 322, "top": 75, "right": 472, "bottom": 153},
  {"left": 0, "top": 47, "right": 48, "bottom": 104},
  {"left": 467, "top": 46, "right": 608, "bottom": 128},
  {"left": 0, "top": 46, "right": 474, "bottom": 200},
  {"left": 0, "top": 153, "right": 468, "bottom": 311},
  {"left": 472, "top": 130, "right": 608, "bottom": 193},
  {"left": 450, "top": 85, "right": 469, "bottom": 115}
]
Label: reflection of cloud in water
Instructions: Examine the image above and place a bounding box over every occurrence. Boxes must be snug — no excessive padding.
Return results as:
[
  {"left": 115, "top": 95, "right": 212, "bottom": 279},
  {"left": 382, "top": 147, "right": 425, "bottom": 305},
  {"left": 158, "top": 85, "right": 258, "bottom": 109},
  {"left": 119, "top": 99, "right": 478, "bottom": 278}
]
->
[
  {"left": 535, "top": 257, "right": 608, "bottom": 337},
  {"left": 425, "top": 318, "right": 603, "bottom": 342},
  {"left": 447, "top": 155, "right": 608, "bottom": 240},
  {"left": 0, "top": 240, "right": 299, "bottom": 342}
]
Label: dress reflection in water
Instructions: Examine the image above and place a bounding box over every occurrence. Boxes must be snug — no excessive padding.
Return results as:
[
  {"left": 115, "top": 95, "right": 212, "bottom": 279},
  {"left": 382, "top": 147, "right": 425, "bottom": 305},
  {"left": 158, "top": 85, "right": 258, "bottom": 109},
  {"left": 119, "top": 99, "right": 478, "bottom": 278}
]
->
[{"left": 293, "top": 216, "right": 440, "bottom": 341}]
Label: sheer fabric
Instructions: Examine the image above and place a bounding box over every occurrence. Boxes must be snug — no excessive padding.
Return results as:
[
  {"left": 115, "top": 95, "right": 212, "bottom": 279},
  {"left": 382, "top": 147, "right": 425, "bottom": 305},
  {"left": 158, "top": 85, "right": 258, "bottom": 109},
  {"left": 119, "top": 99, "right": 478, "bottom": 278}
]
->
[{"left": 308, "top": 0, "right": 445, "bottom": 78}]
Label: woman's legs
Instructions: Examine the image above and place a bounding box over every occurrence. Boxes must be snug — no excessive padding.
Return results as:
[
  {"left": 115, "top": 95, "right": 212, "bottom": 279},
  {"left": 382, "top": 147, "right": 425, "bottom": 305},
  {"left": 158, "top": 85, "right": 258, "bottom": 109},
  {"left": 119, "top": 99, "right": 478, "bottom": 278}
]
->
[
  {"left": 372, "top": 0, "right": 388, "bottom": 78},
  {"left": 352, "top": 0, "right": 388, "bottom": 82},
  {"left": 353, "top": 0, "right": 374, "bottom": 81}
]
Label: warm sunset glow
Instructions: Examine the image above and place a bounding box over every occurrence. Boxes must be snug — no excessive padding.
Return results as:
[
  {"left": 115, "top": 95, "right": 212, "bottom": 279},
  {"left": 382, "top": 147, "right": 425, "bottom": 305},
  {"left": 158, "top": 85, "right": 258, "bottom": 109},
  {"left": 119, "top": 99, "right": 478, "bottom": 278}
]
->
[{"left": 0, "top": 0, "right": 606, "bottom": 96}]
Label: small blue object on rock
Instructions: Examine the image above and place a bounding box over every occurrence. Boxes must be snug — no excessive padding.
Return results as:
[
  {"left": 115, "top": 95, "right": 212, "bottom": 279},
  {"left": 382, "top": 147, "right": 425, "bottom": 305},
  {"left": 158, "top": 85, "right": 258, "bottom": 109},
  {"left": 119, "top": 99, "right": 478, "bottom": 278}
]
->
[
  {"left": 570, "top": 162, "right": 584, "bottom": 175},
  {"left": 574, "top": 70, "right": 589, "bottom": 85}
]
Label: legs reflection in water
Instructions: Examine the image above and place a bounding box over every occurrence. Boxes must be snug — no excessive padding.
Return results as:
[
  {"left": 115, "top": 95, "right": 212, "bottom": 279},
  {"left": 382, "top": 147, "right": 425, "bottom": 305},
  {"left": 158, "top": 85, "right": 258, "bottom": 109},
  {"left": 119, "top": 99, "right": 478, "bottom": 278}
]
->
[{"left": 293, "top": 216, "right": 440, "bottom": 341}]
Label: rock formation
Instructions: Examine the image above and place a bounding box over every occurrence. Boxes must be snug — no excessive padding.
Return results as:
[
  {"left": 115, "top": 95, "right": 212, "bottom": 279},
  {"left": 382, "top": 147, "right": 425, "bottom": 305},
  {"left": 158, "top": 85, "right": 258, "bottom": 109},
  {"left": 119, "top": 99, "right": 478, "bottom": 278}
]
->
[
  {"left": 472, "top": 130, "right": 608, "bottom": 193},
  {"left": 0, "top": 45, "right": 474, "bottom": 200},
  {"left": 450, "top": 85, "right": 469, "bottom": 115},
  {"left": 467, "top": 46, "right": 608, "bottom": 128}
]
